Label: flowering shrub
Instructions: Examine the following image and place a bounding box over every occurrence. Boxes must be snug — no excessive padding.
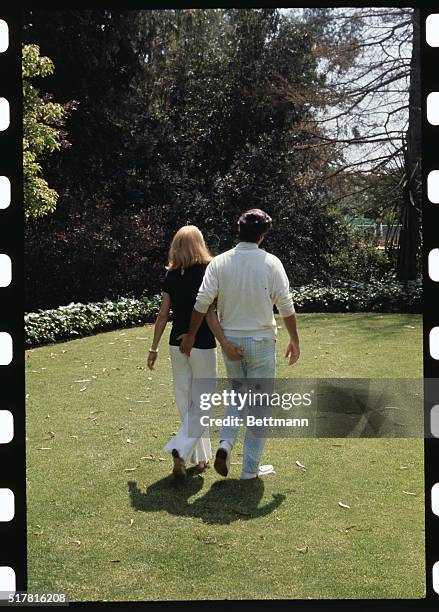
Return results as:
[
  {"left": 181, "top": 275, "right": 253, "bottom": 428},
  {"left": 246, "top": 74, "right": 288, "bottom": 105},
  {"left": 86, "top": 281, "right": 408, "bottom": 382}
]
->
[
  {"left": 25, "top": 279, "right": 421, "bottom": 348},
  {"left": 291, "top": 279, "right": 422, "bottom": 314},
  {"left": 25, "top": 295, "right": 161, "bottom": 347}
]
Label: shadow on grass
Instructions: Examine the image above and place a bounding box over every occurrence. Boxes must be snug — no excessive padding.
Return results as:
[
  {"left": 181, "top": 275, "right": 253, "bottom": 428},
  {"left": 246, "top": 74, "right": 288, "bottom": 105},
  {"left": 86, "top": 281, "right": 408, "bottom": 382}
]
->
[{"left": 128, "top": 468, "right": 285, "bottom": 525}]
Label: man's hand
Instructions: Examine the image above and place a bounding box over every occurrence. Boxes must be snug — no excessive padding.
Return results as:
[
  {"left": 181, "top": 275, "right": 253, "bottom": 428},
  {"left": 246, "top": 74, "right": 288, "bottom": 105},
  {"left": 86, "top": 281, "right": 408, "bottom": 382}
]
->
[
  {"left": 147, "top": 350, "right": 158, "bottom": 370},
  {"left": 221, "top": 340, "right": 243, "bottom": 362},
  {"left": 177, "top": 333, "right": 195, "bottom": 356},
  {"left": 285, "top": 340, "right": 300, "bottom": 366}
]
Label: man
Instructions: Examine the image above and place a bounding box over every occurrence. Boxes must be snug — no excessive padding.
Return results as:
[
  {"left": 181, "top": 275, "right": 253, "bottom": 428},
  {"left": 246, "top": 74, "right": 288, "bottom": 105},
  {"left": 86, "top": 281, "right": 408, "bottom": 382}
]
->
[{"left": 179, "top": 209, "right": 300, "bottom": 480}]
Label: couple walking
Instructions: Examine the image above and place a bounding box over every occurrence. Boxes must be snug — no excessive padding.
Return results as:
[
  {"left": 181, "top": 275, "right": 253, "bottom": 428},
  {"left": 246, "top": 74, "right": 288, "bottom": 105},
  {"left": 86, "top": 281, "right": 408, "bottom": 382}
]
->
[{"left": 147, "top": 209, "right": 300, "bottom": 481}]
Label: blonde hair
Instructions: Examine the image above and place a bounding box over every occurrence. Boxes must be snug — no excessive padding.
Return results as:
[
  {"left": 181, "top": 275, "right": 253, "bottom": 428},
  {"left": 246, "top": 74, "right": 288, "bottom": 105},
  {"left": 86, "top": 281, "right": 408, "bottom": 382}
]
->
[{"left": 166, "top": 225, "right": 212, "bottom": 271}]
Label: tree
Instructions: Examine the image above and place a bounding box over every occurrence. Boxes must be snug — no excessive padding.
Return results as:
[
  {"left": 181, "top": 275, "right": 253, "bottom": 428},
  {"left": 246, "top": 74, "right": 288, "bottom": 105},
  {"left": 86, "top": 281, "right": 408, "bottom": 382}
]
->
[
  {"left": 22, "top": 44, "right": 69, "bottom": 220},
  {"left": 281, "top": 7, "right": 421, "bottom": 279},
  {"left": 23, "top": 9, "right": 391, "bottom": 310}
]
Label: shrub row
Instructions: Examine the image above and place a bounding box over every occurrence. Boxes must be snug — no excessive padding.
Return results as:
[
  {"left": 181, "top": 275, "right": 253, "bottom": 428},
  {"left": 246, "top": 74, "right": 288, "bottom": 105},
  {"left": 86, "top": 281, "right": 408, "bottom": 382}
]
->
[
  {"left": 25, "top": 279, "right": 422, "bottom": 348},
  {"left": 290, "top": 279, "right": 422, "bottom": 314},
  {"left": 25, "top": 295, "right": 162, "bottom": 348}
]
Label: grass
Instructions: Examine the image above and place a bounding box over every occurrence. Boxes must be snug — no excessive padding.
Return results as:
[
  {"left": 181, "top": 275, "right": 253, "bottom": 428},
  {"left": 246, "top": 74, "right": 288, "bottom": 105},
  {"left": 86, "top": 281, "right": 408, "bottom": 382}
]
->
[{"left": 26, "top": 313, "right": 425, "bottom": 601}]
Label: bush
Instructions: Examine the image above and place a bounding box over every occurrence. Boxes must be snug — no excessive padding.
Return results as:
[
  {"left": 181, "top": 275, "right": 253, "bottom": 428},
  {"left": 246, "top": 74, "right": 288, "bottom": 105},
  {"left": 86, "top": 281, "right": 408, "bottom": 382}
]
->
[
  {"left": 290, "top": 279, "right": 422, "bottom": 314},
  {"left": 320, "top": 223, "right": 393, "bottom": 283},
  {"left": 25, "top": 278, "right": 421, "bottom": 348},
  {"left": 25, "top": 295, "right": 161, "bottom": 348}
]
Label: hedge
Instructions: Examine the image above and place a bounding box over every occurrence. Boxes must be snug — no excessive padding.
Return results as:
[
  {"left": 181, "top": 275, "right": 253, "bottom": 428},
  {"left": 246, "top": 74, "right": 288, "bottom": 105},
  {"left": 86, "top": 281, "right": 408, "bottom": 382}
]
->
[
  {"left": 25, "top": 279, "right": 422, "bottom": 348},
  {"left": 290, "top": 279, "right": 422, "bottom": 314},
  {"left": 25, "top": 295, "right": 162, "bottom": 348}
]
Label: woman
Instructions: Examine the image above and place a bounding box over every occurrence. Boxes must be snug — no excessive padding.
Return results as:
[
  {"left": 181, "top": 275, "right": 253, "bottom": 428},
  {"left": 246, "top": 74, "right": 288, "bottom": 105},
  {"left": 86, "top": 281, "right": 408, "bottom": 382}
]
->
[{"left": 147, "top": 225, "right": 240, "bottom": 481}]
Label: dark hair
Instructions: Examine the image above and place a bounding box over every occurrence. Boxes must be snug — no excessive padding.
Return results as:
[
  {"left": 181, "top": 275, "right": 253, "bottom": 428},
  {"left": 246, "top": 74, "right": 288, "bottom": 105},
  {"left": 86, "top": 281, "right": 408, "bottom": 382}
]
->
[{"left": 238, "top": 209, "right": 272, "bottom": 242}]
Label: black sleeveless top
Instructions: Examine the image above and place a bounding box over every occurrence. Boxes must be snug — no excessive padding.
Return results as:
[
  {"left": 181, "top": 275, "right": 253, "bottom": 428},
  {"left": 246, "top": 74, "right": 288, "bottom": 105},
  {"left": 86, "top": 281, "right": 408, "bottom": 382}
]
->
[{"left": 163, "top": 263, "right": 216, "bottom": 350}]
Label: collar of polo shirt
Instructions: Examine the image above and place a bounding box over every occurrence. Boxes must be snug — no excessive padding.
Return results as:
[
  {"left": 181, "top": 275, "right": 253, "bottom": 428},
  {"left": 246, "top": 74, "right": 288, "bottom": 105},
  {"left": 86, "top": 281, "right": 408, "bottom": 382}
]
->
[{"left": 235, "top": 242, "right": 260, "bottom": 249}]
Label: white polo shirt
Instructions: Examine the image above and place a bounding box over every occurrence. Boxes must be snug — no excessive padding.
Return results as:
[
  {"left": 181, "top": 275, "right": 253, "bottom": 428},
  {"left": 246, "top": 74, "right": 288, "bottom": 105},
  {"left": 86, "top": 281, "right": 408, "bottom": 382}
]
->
[{"left": 194, "top": 242, "right": 295, "bottom": 339}]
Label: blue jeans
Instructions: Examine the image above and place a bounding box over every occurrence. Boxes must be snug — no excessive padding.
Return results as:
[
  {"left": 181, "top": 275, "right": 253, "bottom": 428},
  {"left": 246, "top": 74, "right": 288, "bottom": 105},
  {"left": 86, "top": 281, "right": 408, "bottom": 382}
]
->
[{"left": 220, "top": 336, "right": 276, "bottom": 476}]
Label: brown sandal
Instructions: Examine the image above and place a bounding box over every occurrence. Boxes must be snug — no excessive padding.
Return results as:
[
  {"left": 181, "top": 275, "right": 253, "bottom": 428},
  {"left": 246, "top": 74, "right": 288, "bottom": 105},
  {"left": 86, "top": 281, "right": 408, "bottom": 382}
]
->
[{"left": 172, "top": 449, "right": 187, "bottom": 481}]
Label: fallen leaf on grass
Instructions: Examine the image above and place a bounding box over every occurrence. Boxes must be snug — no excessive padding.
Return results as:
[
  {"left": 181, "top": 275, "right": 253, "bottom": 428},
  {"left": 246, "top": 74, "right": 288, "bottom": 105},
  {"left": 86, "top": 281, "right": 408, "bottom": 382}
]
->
[
  {"left": 196, "top": 535, "right": 228, "bottom": 547},
  {"left": 338, "top": 502, "right": 351, "bottom": 509},
  {"left": 295, "top": 461, "right": 306, "bottom": 470}
]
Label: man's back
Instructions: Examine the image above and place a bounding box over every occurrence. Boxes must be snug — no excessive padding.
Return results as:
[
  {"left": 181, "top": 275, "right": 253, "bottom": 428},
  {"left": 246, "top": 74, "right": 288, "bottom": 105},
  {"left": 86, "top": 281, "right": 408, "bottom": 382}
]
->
[{"left": 195, "top": 241, "right": 294, "bottom": 339}]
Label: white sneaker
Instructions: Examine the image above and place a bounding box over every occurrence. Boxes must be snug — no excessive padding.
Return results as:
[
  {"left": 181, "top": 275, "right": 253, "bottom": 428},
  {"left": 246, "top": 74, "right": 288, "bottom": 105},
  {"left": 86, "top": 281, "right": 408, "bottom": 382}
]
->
[
  {"left": 214, "top": 441, "right": 231, "bottom": 477},
  {"left": 240, "top": 464, "right": 275, "bottom": 480}
]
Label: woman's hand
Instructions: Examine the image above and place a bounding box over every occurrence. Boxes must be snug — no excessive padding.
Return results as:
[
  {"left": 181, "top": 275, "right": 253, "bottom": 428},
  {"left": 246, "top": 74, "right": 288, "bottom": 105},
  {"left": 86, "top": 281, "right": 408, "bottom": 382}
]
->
[
  {"left": 177, "top": 333, "right": 195, "bottom": 356},
  {"left": 222, "top": 340, "right": 243, "bottom": 362},
  {"left": 147, "top": 350, "right": 158, "bottom": 370}
]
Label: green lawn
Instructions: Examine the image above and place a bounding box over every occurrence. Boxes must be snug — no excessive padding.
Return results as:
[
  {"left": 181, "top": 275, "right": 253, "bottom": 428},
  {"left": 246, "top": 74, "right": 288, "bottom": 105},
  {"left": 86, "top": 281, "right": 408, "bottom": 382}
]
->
[{"left": 26, "top": 313, "right": 425, "bottom": 600}]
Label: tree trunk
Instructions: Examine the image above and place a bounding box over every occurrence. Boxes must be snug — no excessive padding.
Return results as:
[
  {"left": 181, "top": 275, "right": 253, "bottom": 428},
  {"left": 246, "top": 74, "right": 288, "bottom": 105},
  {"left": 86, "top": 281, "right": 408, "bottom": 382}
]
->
[{"left": 397, "top": 7, "right": 421, "bottom": 281}]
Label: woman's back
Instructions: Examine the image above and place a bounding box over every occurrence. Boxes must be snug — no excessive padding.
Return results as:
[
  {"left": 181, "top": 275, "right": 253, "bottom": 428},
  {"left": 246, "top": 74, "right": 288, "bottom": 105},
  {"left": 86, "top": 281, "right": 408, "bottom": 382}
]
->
[{"left": 164, "top": 263, "right": 216, "bottom": 350}]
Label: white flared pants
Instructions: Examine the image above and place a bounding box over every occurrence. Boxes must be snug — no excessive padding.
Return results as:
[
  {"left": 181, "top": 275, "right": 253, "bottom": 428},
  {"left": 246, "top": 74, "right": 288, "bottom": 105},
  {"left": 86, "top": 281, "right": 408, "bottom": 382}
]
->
[{"left": 163, "top": 345, "right": 217, "bottom": 464}]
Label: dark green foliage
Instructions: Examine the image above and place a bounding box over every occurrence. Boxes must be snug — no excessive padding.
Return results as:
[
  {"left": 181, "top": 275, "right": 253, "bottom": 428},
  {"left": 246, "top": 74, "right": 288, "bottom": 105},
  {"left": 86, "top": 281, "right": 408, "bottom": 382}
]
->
[
  {"left": 23, "top": 9, "right": 406, "bottom": 310},
  {"left": 320, "top": 222, "right": 393, "bottom": 283}
]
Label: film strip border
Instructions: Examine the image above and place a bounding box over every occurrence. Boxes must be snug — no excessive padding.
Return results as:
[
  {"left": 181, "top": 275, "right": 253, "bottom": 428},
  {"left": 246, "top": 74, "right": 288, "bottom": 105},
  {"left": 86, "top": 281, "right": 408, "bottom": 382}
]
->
[
  {"left": 424, "top": 10, "right": 439, "bottom": 601},
  {"left": 0, "top": 8, "right": 26, "bottom": 595},
  {"left": 0, "top": 5, "right": 437, "bottom": 606}
]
